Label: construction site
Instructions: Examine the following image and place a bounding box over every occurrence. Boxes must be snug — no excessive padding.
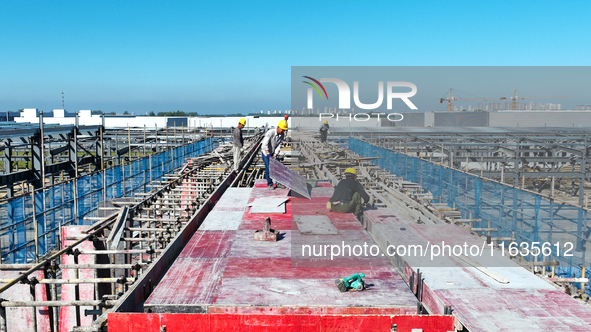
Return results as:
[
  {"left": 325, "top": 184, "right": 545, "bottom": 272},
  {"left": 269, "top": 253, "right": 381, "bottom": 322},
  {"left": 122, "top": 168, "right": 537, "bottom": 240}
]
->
[{"left": 1, "top": 116, "right": 591, "bottom": 332}]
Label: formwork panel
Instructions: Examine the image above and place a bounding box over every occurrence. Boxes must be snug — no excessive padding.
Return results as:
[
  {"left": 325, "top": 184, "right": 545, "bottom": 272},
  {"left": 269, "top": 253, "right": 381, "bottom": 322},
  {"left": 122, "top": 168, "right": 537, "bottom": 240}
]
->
[
  {"left": 108, "top": 313, "right": 455, "bottom": 332},
  {"left": 0, "top": 269, "right": 50, "bottom": 332},
  {"left": 144, "top": 179, "right": 418, "bottom": 318},
  {"left": 364, "top": 207, "right": 591, "bottom": 332},
  {"left": 60, "top": 226, "right": 95, "bottom": 332}
]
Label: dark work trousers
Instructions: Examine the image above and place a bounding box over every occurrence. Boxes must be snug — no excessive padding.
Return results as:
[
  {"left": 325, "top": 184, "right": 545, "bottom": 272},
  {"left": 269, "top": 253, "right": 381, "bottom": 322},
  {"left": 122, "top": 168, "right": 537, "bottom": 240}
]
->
[
  {"left": 332, "top": 192, "right": 363, "bottom": 219},
  {"left": 262, "top": 152, "right": 273, "bottom": 186}
]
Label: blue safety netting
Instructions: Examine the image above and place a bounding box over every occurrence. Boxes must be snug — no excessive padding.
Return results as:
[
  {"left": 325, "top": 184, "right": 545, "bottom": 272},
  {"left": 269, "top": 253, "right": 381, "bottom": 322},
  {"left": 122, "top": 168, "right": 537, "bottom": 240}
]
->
[
  {"left": 349, "top": 138, "right": 591, "bottom": 295},
  {"left": 0, "top": 138, "right": 213, "bottom": 263}
]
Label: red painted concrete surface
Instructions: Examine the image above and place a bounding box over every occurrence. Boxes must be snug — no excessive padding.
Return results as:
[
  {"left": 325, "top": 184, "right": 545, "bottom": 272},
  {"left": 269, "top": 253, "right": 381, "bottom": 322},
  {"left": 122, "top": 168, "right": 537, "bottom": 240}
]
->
[
  {"left": 143, "top": 181, "right": 420, "bottom": 315},
  {"left": 109, "top": 180, "right": 456, "bottom": 330},
  {"left": 108, "top": 313, "right": 455, "bottom": 332}
]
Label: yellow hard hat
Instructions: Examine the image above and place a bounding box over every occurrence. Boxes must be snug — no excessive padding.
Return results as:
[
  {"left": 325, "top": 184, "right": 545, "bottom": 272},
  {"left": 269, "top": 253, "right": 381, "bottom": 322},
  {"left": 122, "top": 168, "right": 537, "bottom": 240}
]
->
[
  {"left": 324, "top": 120, "right": 328, "bottom": 124},
  {"left": 344, "top": 168, "right": 356, "bottom": 176},
  {"left": 278, "top": 120, "right": 288, "bottom": 130},
  {"left": 239, "top": 118, "right": 246, "bottom": 125}
]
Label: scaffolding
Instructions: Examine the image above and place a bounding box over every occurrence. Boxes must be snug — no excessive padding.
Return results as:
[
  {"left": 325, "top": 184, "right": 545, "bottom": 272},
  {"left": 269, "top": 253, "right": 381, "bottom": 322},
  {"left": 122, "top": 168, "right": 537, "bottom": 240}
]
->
[
  {"left": 0, "top": 133, "right": 263, "bottom": 332},
  {"left": 349, "top": 137, "right": 590, "bottom": 296}
]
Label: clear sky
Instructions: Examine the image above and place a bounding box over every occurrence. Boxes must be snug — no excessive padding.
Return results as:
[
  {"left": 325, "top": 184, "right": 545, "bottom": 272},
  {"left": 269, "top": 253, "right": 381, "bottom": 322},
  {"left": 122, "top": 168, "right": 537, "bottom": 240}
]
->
[{"left": 1, "top": 0, "right": 589, "bottom": 114}]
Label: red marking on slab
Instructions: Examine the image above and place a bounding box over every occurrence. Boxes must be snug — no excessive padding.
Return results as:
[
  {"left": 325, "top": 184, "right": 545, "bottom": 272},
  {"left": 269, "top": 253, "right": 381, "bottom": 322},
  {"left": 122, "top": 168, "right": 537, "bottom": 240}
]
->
[
  {"left": 250, "top": 188, "right": 292, "bottom": 198},
  {"left": 180, "top": 231, "right": 235, "bottom": 258},
  {"left": 144, "top": 180, "right": 419, "bottom": 316},
  {"left": 211, "top": 277, "right": 416, "bottom": 309},
  {"left": 222, "top": 257, "right": 400, "bottom": 279},
  {"left": 421, "top": 282, "right": 446, "bottom": 316},
  {"left": 60, "top": 226, "right": 95, "bottom": 332},
  {"left": 144, "top": 257, "right": 227, "bottom": 307},
  {"left": 228, "top": 230, "right": 292, "bottom": 259},
  {"left": 239, "top": 217, "right": 294, "bottom": 230},
  {"left": 240, "top": 197, "right": 293, "bottom": 230},
  {"left": 108, "top": 313, "right": 455, "bottom": 332}
]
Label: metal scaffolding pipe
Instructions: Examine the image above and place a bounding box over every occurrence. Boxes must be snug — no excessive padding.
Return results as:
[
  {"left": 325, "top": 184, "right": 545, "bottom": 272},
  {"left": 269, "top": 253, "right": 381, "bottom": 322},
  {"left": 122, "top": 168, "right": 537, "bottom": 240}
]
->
[
  {"left": 0, "top": 263, "right": 147, "bottom": 270},
  {"left": 0, "top": 300, "right": 118, "bottom": 307},
  {"left": 0, "top": 277, "right": 135, "bottom": 284}
]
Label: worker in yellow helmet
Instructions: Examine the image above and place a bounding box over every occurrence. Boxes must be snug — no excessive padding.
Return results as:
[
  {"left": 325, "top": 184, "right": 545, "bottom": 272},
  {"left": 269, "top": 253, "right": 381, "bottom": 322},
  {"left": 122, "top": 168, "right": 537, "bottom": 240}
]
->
[
  {"left": 233, "top": 118, "right": 246, "bottom": 171},
  {"left": 327, "top": 168, "right": 370, "bottom": 221},
  {"left": 319, "top": 120, "right": 330, "bottom": 143},
  {"left": 261, "top": 120, "right": 288, "bottom": 189}
]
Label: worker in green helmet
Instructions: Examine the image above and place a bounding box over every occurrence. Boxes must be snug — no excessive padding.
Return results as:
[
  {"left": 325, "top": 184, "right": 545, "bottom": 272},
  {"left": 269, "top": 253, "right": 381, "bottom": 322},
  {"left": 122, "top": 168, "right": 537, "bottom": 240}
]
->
[
  {"left": 233, "top": 118, "right": 246, "bottom": 171},
  {"left": 327, "top": 168, "right": 370, "bottom": 221}
]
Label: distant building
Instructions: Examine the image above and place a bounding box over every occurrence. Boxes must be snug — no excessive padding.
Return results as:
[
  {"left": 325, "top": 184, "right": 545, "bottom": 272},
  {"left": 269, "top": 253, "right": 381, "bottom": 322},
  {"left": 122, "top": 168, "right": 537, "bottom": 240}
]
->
[{"left": 0, "top": 112, "right": 20, "bottom": 121}]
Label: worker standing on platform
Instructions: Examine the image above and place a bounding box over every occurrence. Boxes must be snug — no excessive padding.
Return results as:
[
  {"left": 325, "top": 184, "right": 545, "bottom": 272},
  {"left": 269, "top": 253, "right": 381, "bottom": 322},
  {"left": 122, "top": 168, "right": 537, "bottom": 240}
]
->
[
  {"left": 327, "top": 168, "right": 370, "bottom": 221},
  {"left": 261, "top": 120, "right": 288, "bottom": 190},
  {"left": 233, "top": 118, "right": 246, "bottom": 171},
  {"left": 319, "top": 120, "right": 330, "bottom": 143}
]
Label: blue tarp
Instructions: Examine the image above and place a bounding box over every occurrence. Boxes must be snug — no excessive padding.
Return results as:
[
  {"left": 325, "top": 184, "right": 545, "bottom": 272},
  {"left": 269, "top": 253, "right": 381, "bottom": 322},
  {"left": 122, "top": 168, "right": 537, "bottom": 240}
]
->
[{"left": 0, "top": 138, "right": 212, "bottom": 263}]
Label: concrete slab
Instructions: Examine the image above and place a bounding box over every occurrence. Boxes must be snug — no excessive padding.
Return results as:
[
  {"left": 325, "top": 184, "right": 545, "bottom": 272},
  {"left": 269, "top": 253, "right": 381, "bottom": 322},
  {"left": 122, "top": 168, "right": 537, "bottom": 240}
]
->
[
  {"left": 309, "top": 187, "right": 335, "bottom": 198},
  {"left": 248, "top": 197, "right": 289, "bottom": 207},
  {"left": 145, "top": 181, "right": 418, "bottom": 318},
  {"left": 144, "top": 258, "right": 227, "bottom": 313},
  {"left": 199, "top": 211, "right": 244, "bottom": 230},
  {"left": 228, "top": 230, "right": 292, "bottom": 259},
  {"left": 179, "top": 231, "right": 236, "bottom": 259},
  {"left": 294, "top": 215, "right": 339, "bottom": 235},
  {"left": 249, "top": 203, "right": 286, "bottom": 214},
  {"left": 213, "top": 277, "right": 417, "bottom": 308},
  {"left": 214, "top": 188, "right": 252, "bottom": 211},
  {"left": 222, "top": 258, "right": 401, "bottom": 279},
  {"left": 363, "top": 207, "right": 591, "bottom": 331}
]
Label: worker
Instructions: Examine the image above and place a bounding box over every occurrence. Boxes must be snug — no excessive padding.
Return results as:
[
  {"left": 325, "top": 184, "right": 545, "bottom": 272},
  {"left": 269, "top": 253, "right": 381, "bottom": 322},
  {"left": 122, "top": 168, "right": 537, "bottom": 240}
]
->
[
  {"left": 233, "top": 118, "right": 246, "bottom": 171},
  {"left": 327, "top": 168, "right": 370, "bottom": 221},
  {"left": 319, "top": 120, "right": 330, "bottom": 143},
  {"left": 261, "top": 120, "right": 288, "bottom": 190},
  {"left": 284, "top": 114, "right": 291, "bottom": 140}
]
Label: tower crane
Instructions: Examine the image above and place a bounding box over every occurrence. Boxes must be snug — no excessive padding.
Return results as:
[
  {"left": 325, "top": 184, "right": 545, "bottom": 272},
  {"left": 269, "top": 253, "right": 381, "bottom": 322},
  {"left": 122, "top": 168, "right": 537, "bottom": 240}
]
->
[
  {"left": 500, "top": 89, "right": 568, "bottom": 110},
  {"left": 439, "top": 88, "right": 496, "bottom": 112}
]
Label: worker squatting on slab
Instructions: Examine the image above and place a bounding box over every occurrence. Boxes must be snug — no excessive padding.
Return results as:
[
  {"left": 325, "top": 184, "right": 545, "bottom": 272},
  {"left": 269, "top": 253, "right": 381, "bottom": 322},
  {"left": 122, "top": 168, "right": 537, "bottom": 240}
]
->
[
  {"left": 327, "top": 168, "right": 370, "bottom": 220},
  {"left": 233, "top": 118, "right": 246, "bottom": 171},
  {"left": 319, "top": 120, "right": 330, "bottom": 143},
  {"left": 261, "top": 120, "right": 288, "bottom": 190}
]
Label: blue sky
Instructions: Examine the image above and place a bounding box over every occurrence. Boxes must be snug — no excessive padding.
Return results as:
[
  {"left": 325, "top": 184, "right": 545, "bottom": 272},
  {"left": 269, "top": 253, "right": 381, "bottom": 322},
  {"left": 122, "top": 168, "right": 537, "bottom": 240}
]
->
[{"left": 1, "top": 1, "right": 589, "bottom": 114}]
